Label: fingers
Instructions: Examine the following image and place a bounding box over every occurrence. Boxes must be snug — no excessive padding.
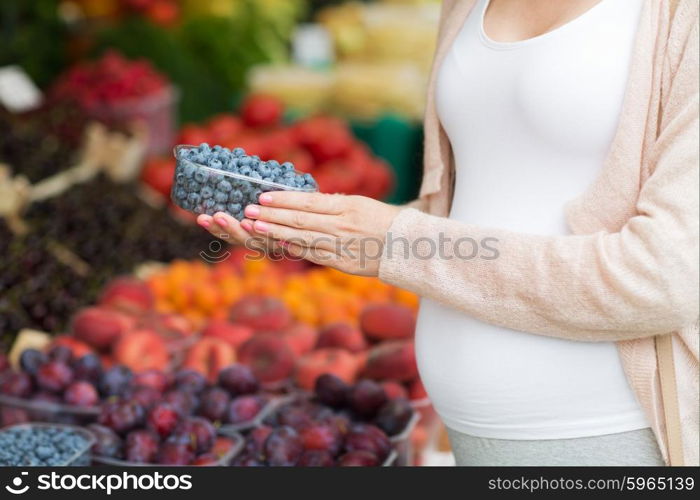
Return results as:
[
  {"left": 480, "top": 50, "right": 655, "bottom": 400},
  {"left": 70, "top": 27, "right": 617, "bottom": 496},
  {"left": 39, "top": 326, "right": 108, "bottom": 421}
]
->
[
  {"left": 258, "top": 191, "right": 344, "bottom": 215},
  {"left": 244, "top": 204, "right": 333, "bottom": 233},
  {"left": 250, "top": 219, "right": 337, "bottom": 252},
  {"left": 197, "top": 213, "right": 250, "bottom": 244},
  {"left": 284, "top": 242, "right": 341, "bottom": 267}
]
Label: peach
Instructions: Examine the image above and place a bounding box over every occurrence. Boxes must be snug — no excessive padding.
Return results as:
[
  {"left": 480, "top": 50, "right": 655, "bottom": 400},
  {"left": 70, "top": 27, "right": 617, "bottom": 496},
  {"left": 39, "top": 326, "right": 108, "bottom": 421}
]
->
[
  {"left": 202, "top": 319, "right": 254, "bottom": 350},
  {"left": 381, "top": 381, "right": 409, "bottom": 400},
  {"left": 294, "top": 348, "right": 358, "bottom": 391},
  {"left": 360, "top": 304, "right": 416, "bottom": 341},
  {"left": 99, "top": 277, "right": 154, "bottom": 314},
  {"left": 72, "top": 307, "right": 135, "bottom": 351},
  {"left": 113, "top": 329, "right": 170, "bottom": 373},
  {"left": 238, "top": 334, "right": 295, "bottom": 383},
  {"left": 183, "top": 338, "right": 236, "bottom": 383},
  {"left": 408, "top": 378, "right": 428, "bottom": 401},
  {"left": 280, "top": 323, "right": 318, "bottom": 356},
  {"left": 362, "top": 340, "right": 418, "bottom": 382},
  {"left": 229, "top": 296, "right": 292, "bottom": 332},
  {"left": 316, "top": 323, "right": 367, "bottom": 353}
]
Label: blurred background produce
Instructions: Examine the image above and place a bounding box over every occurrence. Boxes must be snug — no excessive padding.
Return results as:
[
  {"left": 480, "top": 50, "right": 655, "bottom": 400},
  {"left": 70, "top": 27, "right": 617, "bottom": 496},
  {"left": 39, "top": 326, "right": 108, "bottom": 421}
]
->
[{"left": 0, "top": 0, "right": 449, "bottom": 466}]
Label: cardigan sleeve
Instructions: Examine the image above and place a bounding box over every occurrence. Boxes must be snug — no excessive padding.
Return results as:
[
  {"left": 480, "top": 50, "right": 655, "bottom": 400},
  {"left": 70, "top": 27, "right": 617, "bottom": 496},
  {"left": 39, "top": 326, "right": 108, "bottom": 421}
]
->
[{"left": 379, "top": 6, "right": 699, "bottom": 343}]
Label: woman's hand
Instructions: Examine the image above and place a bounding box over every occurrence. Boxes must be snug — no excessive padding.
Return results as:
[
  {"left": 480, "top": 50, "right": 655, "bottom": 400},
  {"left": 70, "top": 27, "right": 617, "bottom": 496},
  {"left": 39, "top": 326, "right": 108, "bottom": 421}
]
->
[
  {"left": 242, "top": 191, "right": 402, "bottom": 276},
  {"left": 196, "top": 212, "right": 281, "bottom": 256}
]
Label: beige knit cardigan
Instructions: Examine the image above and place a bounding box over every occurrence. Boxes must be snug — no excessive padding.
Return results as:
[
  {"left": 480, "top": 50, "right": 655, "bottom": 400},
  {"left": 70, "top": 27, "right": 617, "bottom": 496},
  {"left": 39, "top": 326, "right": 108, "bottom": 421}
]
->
[{"left": 378, "top": 0, "right": 699, "bottom": 465}]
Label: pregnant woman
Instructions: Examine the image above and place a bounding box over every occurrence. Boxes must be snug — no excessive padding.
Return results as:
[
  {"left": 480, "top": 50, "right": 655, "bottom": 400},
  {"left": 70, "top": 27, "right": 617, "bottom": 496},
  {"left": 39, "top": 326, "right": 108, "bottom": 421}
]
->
[{"left": 198, "top": 0, "right": 699, "bottom": 466}]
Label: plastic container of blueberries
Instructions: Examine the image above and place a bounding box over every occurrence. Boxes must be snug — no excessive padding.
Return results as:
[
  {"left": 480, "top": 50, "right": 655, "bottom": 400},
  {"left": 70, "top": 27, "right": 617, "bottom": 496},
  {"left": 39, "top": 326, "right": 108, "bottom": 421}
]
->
[
  {"left": 171, "top": 145, "right": 318, "bottom": 219},
  {"left": 0, "top": 393, "right": 100, "bottom": 426},
  {"left": 1, "top": 422, "right": 95, "bottom": 466},
  {"left": 91, "top": 432, "right": 243, "bottom": 467},
  {"left": 217, "top": 395, "right": 290, "bottom": 435}
]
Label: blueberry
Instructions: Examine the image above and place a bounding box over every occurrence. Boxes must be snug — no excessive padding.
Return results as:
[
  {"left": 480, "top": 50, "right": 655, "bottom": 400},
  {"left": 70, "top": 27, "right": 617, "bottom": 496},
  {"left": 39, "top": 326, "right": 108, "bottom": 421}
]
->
[
  {"left": 224, "top": 159, "right": 239, "bottom": 172},
  {"left": 218, "top": 180, "right": 233, "bottom": 192},
  {"left": 268, "top": 160, "right": 280, "bottom": 169},
  {"left": 204, "top": 199, "right": 216, "bottom": 209},
  {"left": 249, "top": 158, "right": 261, "bottom": 170},
  {"left": 188, "top": 192, "right": 201, "bottom": 204},
  {"left": 183, "top": 163, "right": 196, "bottom": 178},
  {"left": 262, "top": 177, "right": 274, "bottom": 183},
  {"left": 236, "top": 210, "right": 246, "bottom": 221},
  {"left": 214, "top": 191, "right": 228, "bottom": 203},
  {"left": 240, "top": 157, "right": 252, "bottom": 167},
  {"left": 282, "top": 162, "right": 295, "bottom": 172},
  {"left": 229, "top": 190, "right": 243, "bottom": 203},
  {"left": 187, "top": 180, "right": 201, "bottom": 192},
  {"left": 214, "top": 203, "right": 227, "bottom": 213},
  {"left": 198, "top": 143, "right": 211, "bottom": 154},
  {"left": 258, "top": 164, "right": 271, "bottom": 177},
  {"left": 201, "top": 186, "right": 214, "bottom": 199},
  {"left": 252, "top": 189, "right": 263, "bottom": 201},
  {"left": 249, "top": 171, "right": 262, "bottom": 180},
  {"left": 194, "top": 171, "right": 208, "bottom": 183},
  {"left": 303, "top": 173, "right": 315, "bottom": 184},
  {"left": 175, "top": 188, "right": 187, "bottom": 200},
  {"left": 212, "top": 145, "right": 222, "bottom": 153},
  {"left": 227, "top": 203, "right": 242, "bottom": 214},
  {"left": 251, "top": 155, "right": 260, "bottom": 162},
  {"left": 233, "top": 147, "right": 245, "bottom": 157},
  {"left": 210, "top": 159, "right": 223, "bottom": 171},
  {"left": 239, "top": 166, "right": 252, "bottom": 177}
]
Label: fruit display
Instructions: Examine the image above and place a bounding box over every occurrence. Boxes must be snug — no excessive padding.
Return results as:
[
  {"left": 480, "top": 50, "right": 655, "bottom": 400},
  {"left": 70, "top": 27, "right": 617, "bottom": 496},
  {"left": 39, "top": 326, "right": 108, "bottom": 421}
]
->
[
  {"left": 147, "top": 256, "right": 418, "bottom": 328},
  {"left": 142, "top": 95, "right": 394, "bottom": 201},
  {"left": 0, "top": 103, "right": 88, "bottom": 184},
  {"left": 232, "top": 374, "right": 416, "bottom": 466},
  {"left": 0, "top": 229, "right": 99, "bottom": 336},
  {"left": 0, "top": 424, "right": 93, "bottom": 466},
  {"left": 50, "top": 50, "right": 176, "bottom": 154},
  {"left": 88, "top": 367, "right": 260, "bottom": 465},
  {"left": 171, "top": 143, "right": 317, "bottom": 220},
  {"left": 24, "top": 176, "right": 214, "bottom": 280}
]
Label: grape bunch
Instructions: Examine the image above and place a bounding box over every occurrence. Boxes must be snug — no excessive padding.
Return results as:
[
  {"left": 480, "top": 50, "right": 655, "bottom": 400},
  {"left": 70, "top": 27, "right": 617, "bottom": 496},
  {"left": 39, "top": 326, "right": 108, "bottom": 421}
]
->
[{"left": 172, "top": 143, "right": 317, "bottom": 220}]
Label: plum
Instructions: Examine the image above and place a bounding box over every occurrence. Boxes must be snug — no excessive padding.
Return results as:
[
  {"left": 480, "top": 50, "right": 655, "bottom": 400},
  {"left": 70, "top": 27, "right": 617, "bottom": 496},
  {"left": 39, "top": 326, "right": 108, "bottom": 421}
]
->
[
  {"left": 263, "top": 426, "right": 303, "bottom": 466},
  {"left": 344, "top": 423, "right": 391, "bottom": 461},
  {"left": 0, "top": 372, "right": 33, "bottom": 397},
  {"left": 98, "top": 399, "right": 145, "bottom": 434},
  {"left": 123, "top": 385, "right": 161, "bottom": 409},
  {"left": 217, "top": 364, "right": 259, "bottom": 396},
  {"left": 19, "top": 348, "right": 47, "bottom": 375},
  {"left": 125, "top": 429, "right": 159, "bottom": 463},
  {"left": 157, "top": 435, "right": 195, "bottom": 465},
  {"left": 245, "top": 425, "right": 273, "bottom": 456},
  {"left": 98, "top": 365, "right": 133, "bottom": 397},
  {"left": 300, "top": 422, "right": 343, "bottom": 455},
  {"left": 348, "top": 379, "right": 387, "bottom": 418},
  {"left": 163, "top": 389, "right": 199, "bottom": 415},
  {"left": 71, "top": 354, "right": 103, "bottom": 382},
  {"left": 225, "top": 395, "right": 265, "bottom": 424},
  {"left": 36, "top": 361, "right": 73, "bottom": 393},
  {"left": 198, "top": 387, "right": 231, "bottom": 422},
  {"left": 147, "top": 403, "right": 181, "bottom": 438},
  {"left": 87, "top": 423, "right": 123, "bottom": 458},
  {"left": 63, "top": 381, "right": 99, "bottom": 407},
  {"left": 174, "top": 416, "right": 216, "bottom": 454},
  {"left": 133, "top": 369, "right": 171, "bottom": 392},
  {"left": 374, "top": 399, "right": 413, "bottom": 436},
  {"left": 47, "top": 344, "right": 73, "bottom": 363},
  {"left": 314, "top": 373, "right": 349, "bottom": 408},
  {"left": 173, "top": 369, "right": 207, "bottom": 394}
]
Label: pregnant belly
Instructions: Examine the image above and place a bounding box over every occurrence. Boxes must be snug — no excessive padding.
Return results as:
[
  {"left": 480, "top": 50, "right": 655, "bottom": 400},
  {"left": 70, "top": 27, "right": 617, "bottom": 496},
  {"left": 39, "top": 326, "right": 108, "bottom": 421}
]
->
[{"left": 415, "top": 299, "right": 647, "bottom": 439}]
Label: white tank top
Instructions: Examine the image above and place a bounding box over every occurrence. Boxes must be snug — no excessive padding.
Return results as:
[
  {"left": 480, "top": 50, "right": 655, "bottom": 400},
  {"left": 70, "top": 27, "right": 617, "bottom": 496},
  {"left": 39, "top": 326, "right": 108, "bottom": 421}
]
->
[{"left": 417, "top": 0, "right": 649, "bottom": 439}]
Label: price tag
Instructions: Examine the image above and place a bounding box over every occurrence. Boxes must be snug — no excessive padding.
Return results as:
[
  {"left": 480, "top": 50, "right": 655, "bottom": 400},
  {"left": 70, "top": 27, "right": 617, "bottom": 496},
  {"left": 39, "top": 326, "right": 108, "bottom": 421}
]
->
[{"left": 0, "top": 65, "right": 43, "bottom": 113}]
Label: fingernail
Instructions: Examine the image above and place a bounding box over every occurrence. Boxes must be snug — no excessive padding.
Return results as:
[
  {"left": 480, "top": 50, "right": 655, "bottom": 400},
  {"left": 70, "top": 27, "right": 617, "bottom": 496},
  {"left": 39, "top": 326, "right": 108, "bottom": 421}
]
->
[
  {"left": 240, "top": 220, "right": 252, "bottom": 231},
  {"left": 259, "top": 193, "right": 273, "bottom": 204},
  {"left": 215, "top": 217, "right": 228, "bottom": 228},
  {"left": 245, "top": 205, "right": 260, "bottom": 217},
  {"left": 254, "top": 221, "right": 269, "bottom": 233},
  {"left": 199, "top": 220, "right": 210, "bottom": 228}
]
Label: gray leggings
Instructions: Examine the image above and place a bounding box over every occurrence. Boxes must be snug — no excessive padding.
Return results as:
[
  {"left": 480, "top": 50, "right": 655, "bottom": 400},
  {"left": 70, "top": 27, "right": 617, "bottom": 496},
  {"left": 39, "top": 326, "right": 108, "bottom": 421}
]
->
[{"left": 446, "top": 427, "right": 665, "bottom": 466}]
